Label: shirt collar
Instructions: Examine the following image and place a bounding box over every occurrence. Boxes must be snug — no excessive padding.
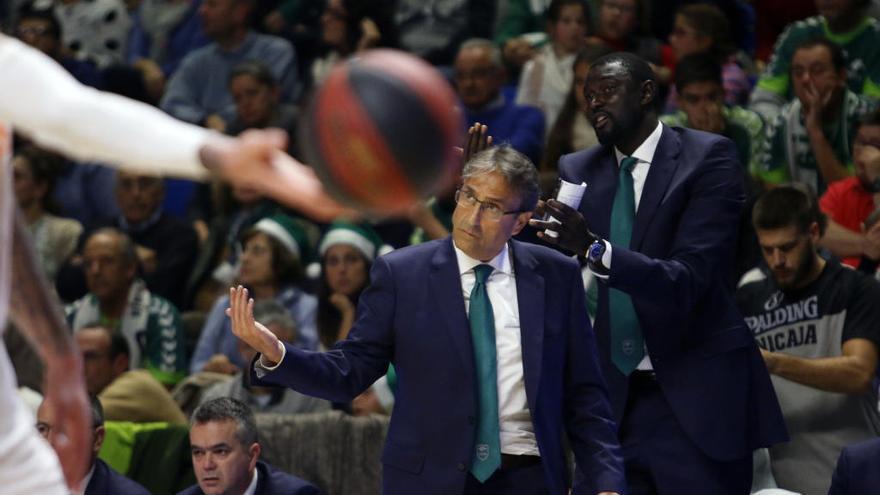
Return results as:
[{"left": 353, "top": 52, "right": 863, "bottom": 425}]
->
[
  {"left": 73, "top": 464, "right": 97, "bottom": 495},
  {"left": 614, "top": 120, "right": 664, "bottom": 166},
  {"left": 452, "top": 241, "right": 513, "bottom": 277},
  {"left": 242, "top": 466, "right": 259, "bottom": 495}
]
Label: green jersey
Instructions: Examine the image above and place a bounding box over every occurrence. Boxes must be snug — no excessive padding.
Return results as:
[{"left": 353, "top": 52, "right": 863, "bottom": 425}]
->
[
  {"left": 755, "top": 90, "right": 877, "bottom": 194},
  {"left": 660, "top": 105, "right": 766, "bottom": 175},
  {"left": 751, "top": 16, "right": 880, "bottom": 122}
]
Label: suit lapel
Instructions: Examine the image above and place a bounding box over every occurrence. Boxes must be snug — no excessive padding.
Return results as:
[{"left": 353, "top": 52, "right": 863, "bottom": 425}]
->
[
  {"left": 429, "top": 238, "right": 475, "bottom": 379},
  {"left": 631, "top": 126, "right": 680, "bottom": 250},
  {"left": 511, "top": 241, "right": 544, "bottom": 415},
  {"left": 581, "top": 148, "right": 618, "bottom": 240}
]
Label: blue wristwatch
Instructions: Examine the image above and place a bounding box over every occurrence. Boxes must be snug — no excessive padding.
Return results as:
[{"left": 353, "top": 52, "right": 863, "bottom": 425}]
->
[{"left": 587, "top": 239, "right": 606, "bottom": 264}]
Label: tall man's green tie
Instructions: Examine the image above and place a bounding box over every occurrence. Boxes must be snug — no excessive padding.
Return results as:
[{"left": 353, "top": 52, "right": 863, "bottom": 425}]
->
[
  {"left": 469, "top": 264, "right": 501, "bottom": 482},
  {"left": 609, "top": 156, "right": 645, "bottom": 375}
]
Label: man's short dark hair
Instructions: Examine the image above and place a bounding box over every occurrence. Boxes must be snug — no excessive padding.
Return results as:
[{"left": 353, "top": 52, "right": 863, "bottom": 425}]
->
[
  {"left": 89, "top": 394, "right": 104, "bottom": 428},
  {"left": 229, "top": 61, "right": 277, "bottom": 88},
  {"left": 674, "top": 53, "right": 722, "bottom": 93},
  {"left": 591, "top": 52, "right": 657, "bottom": 103},
  {"left": 793, "top": 37, "right": 847, "bottom": 73},
  {"left": 191, "top": 398, "right": 258, "bottom": 447},
  {"left": 80, "top": 323, "right": 131, "bottom": 360},
  {"left": 752, "top": 185, "right": 827, "bottom": 236}
]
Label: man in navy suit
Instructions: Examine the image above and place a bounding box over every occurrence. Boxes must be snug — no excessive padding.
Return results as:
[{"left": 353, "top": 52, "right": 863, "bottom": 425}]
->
[
  {"left": 828, "top": 437, "right": 880, "bottom": 495},
  {"left": 36, "top": 395, "right": 150, "bottom": 495},
  {"left": 178, "top": 397, "right": 319, "bottom": 495},
  {"left": 529, "top": 52, "right": 788, "bottom": 494},
  {"left": 229, "top": 145, "right": 626, "bottom": 495}
]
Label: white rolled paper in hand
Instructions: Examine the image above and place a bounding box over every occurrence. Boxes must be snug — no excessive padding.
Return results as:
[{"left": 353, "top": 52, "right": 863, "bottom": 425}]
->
[{"left": 545, "top": 180, "right": 588, "bottom": 238}]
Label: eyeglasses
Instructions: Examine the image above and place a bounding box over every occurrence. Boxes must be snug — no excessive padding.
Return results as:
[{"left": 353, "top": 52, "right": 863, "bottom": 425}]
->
[{"left": 454, "top": 188, "right": 523, "bottom": 221}]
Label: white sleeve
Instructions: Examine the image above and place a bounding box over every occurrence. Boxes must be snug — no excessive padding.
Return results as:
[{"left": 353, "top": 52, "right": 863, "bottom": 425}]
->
[{"left": 0, "top": 35, "right": 211, "bottom": 181}]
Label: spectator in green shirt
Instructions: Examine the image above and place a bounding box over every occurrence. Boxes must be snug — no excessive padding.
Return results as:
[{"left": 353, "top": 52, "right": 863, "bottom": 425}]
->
[
  {"left": 661, "top": 53, "right": 765, "bottom": 177},
  {"left": 750, "top": 0, "right": 880, "bottom": 122},
  {"left": 755, "top": 37, "right": 877, "bottom": 194}
]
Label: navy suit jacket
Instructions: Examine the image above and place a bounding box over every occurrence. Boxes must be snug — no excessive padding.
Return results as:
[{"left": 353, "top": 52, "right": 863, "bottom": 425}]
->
[
  {"left": 86, "top": 458, "right": 150, "bottom": 495},
  {"left": 177, "top": 460, "right": 319, "bottom": 495},
  {"left": 559, "top": 125, "right": 788, "bottom": 461},
  {"left": 828, "top": 438, "right": 880, "bottom": 495},
  {"left": 252, "top": 238, "right": 626, "bottom": 495}
]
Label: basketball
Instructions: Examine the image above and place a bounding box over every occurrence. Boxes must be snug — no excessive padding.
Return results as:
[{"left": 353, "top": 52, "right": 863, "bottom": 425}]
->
[{"left": 299, "top": 49, "right": 463, "bottom": 214}]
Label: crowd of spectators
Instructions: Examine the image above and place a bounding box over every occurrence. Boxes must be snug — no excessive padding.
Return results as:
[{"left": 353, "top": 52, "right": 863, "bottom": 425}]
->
[{"left": 4, "top": 0, "right": 880, "bottom": 494}]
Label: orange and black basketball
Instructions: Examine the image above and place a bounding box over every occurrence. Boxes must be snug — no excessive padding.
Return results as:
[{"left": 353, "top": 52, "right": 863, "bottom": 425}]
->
[{"left": 299, "top": 49, "right": 463, "bottom": 214}]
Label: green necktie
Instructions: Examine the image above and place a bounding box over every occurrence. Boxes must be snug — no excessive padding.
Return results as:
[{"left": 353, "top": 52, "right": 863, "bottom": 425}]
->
[
  {"left": 469, "top": 264, "right": 500, "bottom": 482},
  {"left": 609, "top": 156, "right": 645, "bottom": 375}
]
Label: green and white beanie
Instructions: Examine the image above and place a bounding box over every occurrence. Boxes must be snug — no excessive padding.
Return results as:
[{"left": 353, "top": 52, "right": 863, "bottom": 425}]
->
[
  {"left": 306, "top": 221, "right": 392, "bottom": 278},
  {"left": 251, "top": 214, "right": 312, "bottom": 263}
]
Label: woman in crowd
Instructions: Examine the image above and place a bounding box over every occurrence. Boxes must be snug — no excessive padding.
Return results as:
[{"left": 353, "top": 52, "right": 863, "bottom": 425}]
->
[
  {"left": 315, "top": 221, "right": 385, "bottom": 350},
  {"left": 191, "top": 214, "right": 318, "bottom": 374},
  {"left": 664, "top": 3, "right": 751, "bottom": 112},
  {"left": 12, "top": 145, "right": 82, "bottom": 282},
  {"left": 540, "top": 45, "right": 612, "bottom": 195},
  {"left": 516, "top": 0, "right": 590, "bottom": 136},
  {"left": 314, "top": 221, "right": 395, "bottom": 416},
  {"left": 310, "top": 0, "right": 398, "bottom": 87}
]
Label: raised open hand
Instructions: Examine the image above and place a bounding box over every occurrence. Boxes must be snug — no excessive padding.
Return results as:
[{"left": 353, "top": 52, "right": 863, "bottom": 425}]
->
[{"left": 226, "top": 286, "right": 284, "bottom": 364}]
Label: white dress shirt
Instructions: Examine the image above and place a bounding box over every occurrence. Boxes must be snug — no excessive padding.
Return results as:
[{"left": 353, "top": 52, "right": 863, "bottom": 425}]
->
[
  {"left": 243, "top": 467, "right": 258, "bottom": 495},
  {"left": 260, "top": 240, "right": 540, "bottom": 455},
  {"left": 453, "top": 241, "right": 539, "bottom": 456},
  {"left": 594, "top": 120, "right": 664, "bottom": 370},
  {"left": 71, "top": 464, "right": 96, "bottom": 495}
]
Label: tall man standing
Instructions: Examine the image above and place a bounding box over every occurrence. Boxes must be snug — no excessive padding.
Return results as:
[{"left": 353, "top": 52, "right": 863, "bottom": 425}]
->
[
  {"left": 529, "top": 52, "right": 788, "bottom": 494},
  {"left": 229, "top": 145, "right": 626, "bottom": 495}
]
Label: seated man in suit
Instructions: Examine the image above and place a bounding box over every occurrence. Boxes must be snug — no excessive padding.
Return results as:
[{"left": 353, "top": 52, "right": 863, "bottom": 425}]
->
[
  {"left": 529, "top": 52, "right": 787, "bottom": 494},
  {"left": 828, "top": 437, "right": 880, "bottom": 495},
  {"left": 37, "top": 395, "right": 150, "bottom": 495},
  {"left": 178, "top": 397, "right": 319, "bottom": 495},
  {"left": 229, "top": 145, "right": 626, "bottom": 495}
]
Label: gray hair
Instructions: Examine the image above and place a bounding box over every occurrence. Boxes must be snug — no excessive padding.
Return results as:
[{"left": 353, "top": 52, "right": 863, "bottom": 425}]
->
[
  {"left": 191, "top": 397, "right": 258, "bottom": 447},
  {"left": 252, "top": 299, "right": 297, "bottom": 340},
  {"left": 458, "top": 38, "right": 504, "bottom": 69},
  {"left": 462, "top": 145, "right": 540, "bottom": 212}
]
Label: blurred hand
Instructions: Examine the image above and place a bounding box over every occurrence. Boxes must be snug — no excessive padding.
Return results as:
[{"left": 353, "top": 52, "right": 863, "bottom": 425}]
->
[
  {"left": 502, "top": 38, "right": 534, "bottom": 67},
  {"left": 44, "top": 355, "right": 91, "bottom": 489},
  {"left": 352, "top": 388, "right": 385, "bottom": 416},
  {"left": 329, "top": 292, "right": 355, "bottom": 315},
  {"left": 202, "top": 354, "right": 240, "bottom": 375},
  {"left": 200, "top": 129, "right": 356, "bottom": 222},
  {"left": 204, "top": 114, "right": 226, "bottom": 133},
  {"left": 357, "top": 18, "right": 381, "bottom": 52},
  {"left": 135, "top": 245, "right": 158, "bottom": 274},
  {"left": 463, "top": 122, "right": 493, "bottom": 164},
  {"left": 802, "top": 82, "right": 836, "bottom": 132},
  {"left": 226, "top": 286, "right": 284, "bottom": 364},
  {"left": 862, "top": 221, "right": 880, "bottom": 260}
]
